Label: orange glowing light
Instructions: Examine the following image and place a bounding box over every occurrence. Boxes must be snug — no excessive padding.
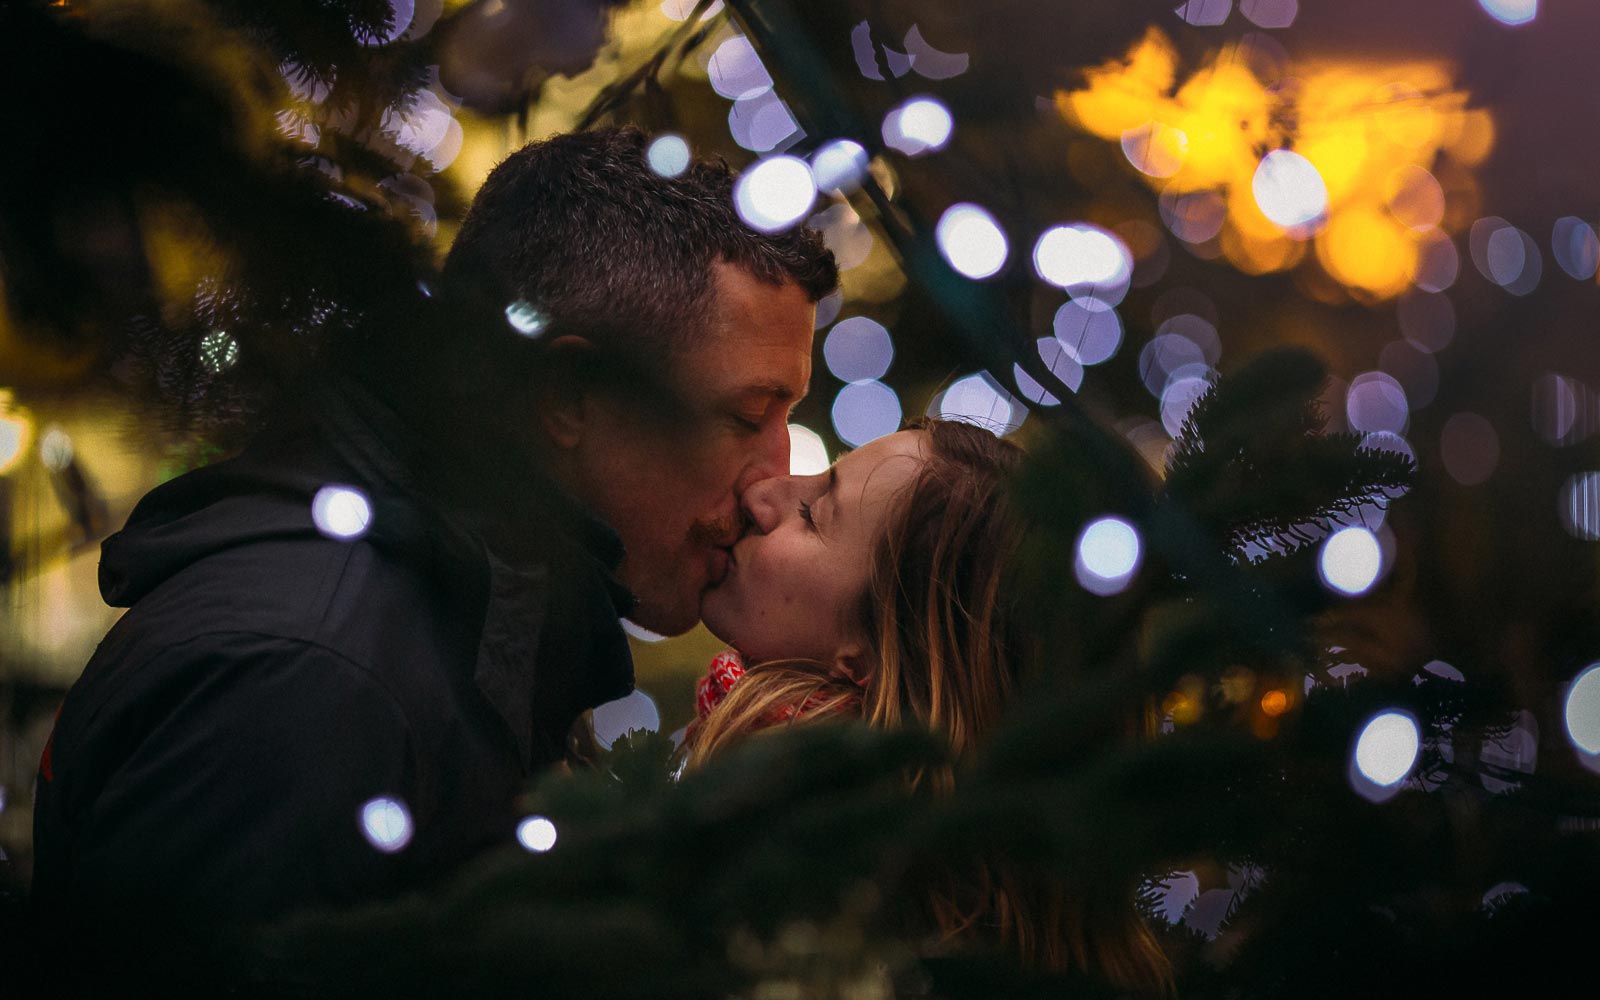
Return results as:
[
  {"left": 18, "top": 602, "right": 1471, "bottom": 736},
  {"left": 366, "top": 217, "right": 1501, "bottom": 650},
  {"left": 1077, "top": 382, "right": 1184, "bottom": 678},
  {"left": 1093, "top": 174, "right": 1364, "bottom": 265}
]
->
[
  {"left": 1318, "top": 206, "right": 1416, "bottom": 298},
  {"left": 1162, "top": 692, "right": 1202, "bottom": 726},
  {"left": 1260, "top": 690, "right": 1291, "bottom": 717}
]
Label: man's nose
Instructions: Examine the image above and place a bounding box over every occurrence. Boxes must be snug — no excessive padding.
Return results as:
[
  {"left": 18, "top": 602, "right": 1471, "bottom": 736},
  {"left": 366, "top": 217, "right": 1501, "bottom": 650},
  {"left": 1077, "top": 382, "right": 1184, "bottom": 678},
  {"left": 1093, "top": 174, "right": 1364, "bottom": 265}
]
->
[{"left": 733, "top": 419, "right": 792, "bottom": 499}]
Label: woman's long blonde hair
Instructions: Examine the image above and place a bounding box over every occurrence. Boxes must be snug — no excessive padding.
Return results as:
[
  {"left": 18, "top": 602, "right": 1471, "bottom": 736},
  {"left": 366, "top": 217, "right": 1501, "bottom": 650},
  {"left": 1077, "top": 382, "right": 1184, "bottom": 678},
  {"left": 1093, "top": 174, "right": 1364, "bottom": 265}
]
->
[{"left": 687, "top": 418, "right": 1171, "bottom": 994}]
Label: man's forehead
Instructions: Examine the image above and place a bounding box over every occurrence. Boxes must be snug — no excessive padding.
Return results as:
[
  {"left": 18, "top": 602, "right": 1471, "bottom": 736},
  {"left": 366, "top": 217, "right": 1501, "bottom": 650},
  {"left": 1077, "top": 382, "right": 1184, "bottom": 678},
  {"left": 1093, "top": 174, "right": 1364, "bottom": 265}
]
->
[{"left": 693, "top": 293, "right": 815, "bottom": 396}]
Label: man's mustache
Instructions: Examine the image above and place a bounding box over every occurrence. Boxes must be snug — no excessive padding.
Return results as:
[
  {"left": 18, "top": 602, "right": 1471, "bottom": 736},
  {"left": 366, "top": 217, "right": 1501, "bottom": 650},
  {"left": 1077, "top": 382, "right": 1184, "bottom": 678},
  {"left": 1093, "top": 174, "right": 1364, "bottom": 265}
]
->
[{"left": 689, "top": 513, "right": 745, "bottom": 548}]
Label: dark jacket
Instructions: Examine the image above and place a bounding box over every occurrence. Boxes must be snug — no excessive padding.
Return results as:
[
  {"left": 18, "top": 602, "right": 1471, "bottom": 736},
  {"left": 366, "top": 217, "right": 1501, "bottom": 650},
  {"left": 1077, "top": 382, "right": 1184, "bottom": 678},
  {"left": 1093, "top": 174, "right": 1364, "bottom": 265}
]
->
[{"left": 30, "top": 378, "right": 635, "bottom": 943}]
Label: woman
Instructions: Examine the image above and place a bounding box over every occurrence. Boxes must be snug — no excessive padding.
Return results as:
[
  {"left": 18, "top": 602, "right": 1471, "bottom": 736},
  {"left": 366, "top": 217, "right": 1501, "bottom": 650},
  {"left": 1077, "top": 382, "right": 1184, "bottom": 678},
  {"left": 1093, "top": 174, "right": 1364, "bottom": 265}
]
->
[{"left": 688, "top": 418, "right": 1172, "bottom": 994}]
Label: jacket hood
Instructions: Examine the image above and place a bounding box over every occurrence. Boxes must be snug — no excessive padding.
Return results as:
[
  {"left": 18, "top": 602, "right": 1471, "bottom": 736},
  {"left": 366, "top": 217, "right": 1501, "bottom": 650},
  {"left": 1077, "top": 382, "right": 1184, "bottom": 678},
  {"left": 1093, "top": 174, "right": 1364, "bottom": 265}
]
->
[{"left": 98, "top": 431, "right": 358, "bottom": 608}]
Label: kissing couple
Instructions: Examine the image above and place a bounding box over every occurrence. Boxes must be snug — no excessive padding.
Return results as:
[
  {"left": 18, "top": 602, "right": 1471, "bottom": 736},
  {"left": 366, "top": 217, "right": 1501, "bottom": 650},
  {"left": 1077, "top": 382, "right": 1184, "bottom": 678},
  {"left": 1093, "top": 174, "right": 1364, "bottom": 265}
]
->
[{"left": 31, "top": 127, "right": 1167, "bottom": 992}]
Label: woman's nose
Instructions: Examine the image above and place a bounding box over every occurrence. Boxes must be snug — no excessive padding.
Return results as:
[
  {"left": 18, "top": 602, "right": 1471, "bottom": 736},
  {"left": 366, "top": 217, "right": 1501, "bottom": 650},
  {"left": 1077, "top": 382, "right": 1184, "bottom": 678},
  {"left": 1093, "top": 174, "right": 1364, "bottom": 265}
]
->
[{"left": 739, "top": 474, "right": 795, "bottom": 535}]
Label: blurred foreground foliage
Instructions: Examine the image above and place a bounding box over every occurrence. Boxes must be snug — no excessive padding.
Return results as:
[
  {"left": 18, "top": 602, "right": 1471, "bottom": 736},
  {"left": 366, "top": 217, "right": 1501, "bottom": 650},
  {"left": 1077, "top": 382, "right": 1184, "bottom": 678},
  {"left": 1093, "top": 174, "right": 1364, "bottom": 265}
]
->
[
  {"left": 4, "top": 2, "right": 1598, "bottom": 997},
  {"left": 253, "top": 352, "right": 1600, "bottom": 998}
]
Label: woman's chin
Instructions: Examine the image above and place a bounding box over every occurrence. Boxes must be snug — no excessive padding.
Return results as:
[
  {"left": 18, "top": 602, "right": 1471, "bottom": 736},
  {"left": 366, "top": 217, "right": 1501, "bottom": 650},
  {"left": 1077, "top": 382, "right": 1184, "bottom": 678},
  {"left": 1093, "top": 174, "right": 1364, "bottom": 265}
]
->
[{"left": 698, "top": 596, "right": 736, "bottom": 646}]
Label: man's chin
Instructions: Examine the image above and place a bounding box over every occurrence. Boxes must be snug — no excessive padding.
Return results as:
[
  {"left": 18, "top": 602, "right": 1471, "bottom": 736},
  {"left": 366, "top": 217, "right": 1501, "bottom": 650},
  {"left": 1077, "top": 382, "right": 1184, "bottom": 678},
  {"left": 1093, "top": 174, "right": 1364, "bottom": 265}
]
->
[{"left": 623, "top": 601, "right": 700, "bottom": 640}]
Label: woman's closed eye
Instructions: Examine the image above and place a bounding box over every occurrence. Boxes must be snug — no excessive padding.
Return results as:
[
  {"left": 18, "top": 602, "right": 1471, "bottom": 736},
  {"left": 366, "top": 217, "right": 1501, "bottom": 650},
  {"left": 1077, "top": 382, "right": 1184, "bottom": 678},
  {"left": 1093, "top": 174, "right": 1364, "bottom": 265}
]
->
[{"left": 798, "top": 500, "right": 817, "bottom": 529}]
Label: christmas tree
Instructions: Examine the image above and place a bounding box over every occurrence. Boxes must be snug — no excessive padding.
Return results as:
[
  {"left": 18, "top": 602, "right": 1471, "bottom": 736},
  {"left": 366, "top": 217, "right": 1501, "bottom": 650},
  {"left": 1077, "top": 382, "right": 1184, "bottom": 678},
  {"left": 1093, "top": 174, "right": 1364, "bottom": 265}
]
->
[{"left": 4, "top": 1, "right": 1599, "bottom": 996}]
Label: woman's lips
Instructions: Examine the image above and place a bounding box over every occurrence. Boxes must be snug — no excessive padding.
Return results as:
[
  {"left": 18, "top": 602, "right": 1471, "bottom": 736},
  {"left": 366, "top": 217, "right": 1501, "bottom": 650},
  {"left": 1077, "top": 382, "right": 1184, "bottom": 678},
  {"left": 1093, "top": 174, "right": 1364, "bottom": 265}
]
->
[{"left": 709, "top": 545, "right": 732, "bottom": 585}]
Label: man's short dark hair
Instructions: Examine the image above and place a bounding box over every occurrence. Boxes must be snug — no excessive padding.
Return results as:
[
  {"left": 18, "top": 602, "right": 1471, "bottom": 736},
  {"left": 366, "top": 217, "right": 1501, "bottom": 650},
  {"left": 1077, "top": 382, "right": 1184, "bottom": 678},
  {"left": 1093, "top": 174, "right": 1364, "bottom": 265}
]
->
[{"left": 441, "top": 126, "right": 838, "bottom": 371}]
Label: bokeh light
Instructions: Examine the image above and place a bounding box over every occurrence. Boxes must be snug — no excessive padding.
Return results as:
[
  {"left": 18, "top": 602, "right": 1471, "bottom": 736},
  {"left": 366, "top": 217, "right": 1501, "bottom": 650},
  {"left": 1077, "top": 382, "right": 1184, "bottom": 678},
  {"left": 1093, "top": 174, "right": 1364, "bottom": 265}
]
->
[
  {"left": 0, "top": 398, "right": 30, "bottom": 475},
  {"left": 882, "top": 96, "right": 953, "bottom": 156},
  {"left": 1361, "top": 431, "right": 1416, "bottom": 474},
  {"left": 940, "top": 373, "right": 1024, "bottom": 435},
  {"left": 1559, "top": 472, "right": 1600, "bottom": 541},
  {"left": 1383, "top": 165, "right": 1445, "bottom": 232},
  {"left": 1176, "top": 0, "right": 1231, "bottom": 28},
  {"left": 381, "top": 89, "right": 454, "bottom": 162},
  {"left": 1346, "top": 372, "right": 1409, "bottom": 434},
  {"left": 505, "top": 300, "right": 549, "bottom": 337},
  {"left": 1241, "top": 0, "right": 1298, "bottom": 29},
  {"left": 353, "top": 0, "right": 414, "bottom": 48},
  {"left": 1482, "top": 882, "right": 1530, "bottom": 910},
  {"left": 359, "top": 796, "right": 413, "bottom": 853},
  {"left": 1551, "top": 217, "right": 1600, "bottom": 280},
  {"left": 517, "top": 815, "right": 559, "bottom": 853},
  {"left": 647, "top": 134, "right": 690, "bottom": 177},
  {"left": 1032, "top": 224, "right": 1133, "bottom": 302},
  {"left": 39, "top": 425, "right": 73, "bottom": 471},
  {"left": 1156, "top": 313, "right": 1222, "bottom": 364},
  {"left": 312, "top": 485, "right": 373, "bottom": 540},
  {"left": 1470, "top": 217, "right": 1542, "bottom": 295},
  {"left": 1440, "top": 412, "right": 1500, "bottom": 486},
  {"left": 708, "top": 35, "right": 773, "bottom": 100},
  {"left": 1075, "top": 516, "right": 1142, "bottom": 596},
  {"left": 788, "top": 424, "right": 830, "bottom": 475},
  {"left": 1564, "top": 664, "right": 1600, "bottom": 764},
  {"left": 1059, "top": 33, "right": 1481, "bottom": 301},
  {"left": 813, "top": 289, "right": 843, "bottom": 330},
  {"left": 1478, "top": 0, "right": 1538, "bottom": 27},
  {"left": 728, "top": 90, "right": 801, "bottom": 153},
  {"left": 1480, "top": 709, "right": 1539, "bottom": 793},
  {"left": 1160, "top": 189, "right": 1227, "bottom": 245},
  {"left": 1053, "top": 300, "right": 1123, "bottom": 366},
  {"left": 733, "top": 155, "right": 816, "bottom": 233},
  {"left": 199, "top": 330, "right": 240, "bottom": 373},
  {"left": 832, "top": 381, "right": 902, "bottom": 446},
  {"left": 620, "top": 618, "right": 668, "bottom": 644},
  {"left": 808, "top": 202, "right": 874, "bottom": 270},
  {"left": 1351, "top": 710, "right": 1421, "bottom": 801},
  {"left": 1413, "top": 232, "right": 1461, "bottom": 292},
  {"left": 1421, "top": 659, "right": 1466, "bottom": 682},
  {"left": 1161, "top": 376, "right": 1212, "bottom": 436},
  {"left": 1397, "top": 290, "right": 1455, "bottom": 352},
  {"left": 1532, "top": 373, "right": 1584, "bottom": 445},
  {"left": 1014, "top": 337, "right": 1084, "bottom": 405},
  {"left": 824, "top": 316, "right": 894, "bottom": 382},
  {"left": 592, "top": 688, "right": 661, "bottom": 749},
  {"left": 935, "top": 203, "right": 1009, "bottom": 279},
  {"left": 1252, "top": 149, "right": 1328, "bottom": 229},
  {"left": 810, "top": 139, "right": 869, "bottom": 194},
  {"left": 1139, "top": 333, "right": 1210, "bottom": 397},
  {"left": 1121, "top": 122, "right": 1188, "bottom": 179},
  {"left": 1320, "top": 526, "right": 1382, "bottom": 595}
]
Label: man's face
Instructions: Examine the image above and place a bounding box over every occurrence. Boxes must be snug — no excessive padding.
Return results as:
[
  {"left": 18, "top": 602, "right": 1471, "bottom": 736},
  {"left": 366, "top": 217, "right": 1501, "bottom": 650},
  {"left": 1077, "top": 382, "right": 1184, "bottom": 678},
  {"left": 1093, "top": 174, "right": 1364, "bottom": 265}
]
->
[{"left": 567, "top": 262, "right": 816, "bottom": 635}]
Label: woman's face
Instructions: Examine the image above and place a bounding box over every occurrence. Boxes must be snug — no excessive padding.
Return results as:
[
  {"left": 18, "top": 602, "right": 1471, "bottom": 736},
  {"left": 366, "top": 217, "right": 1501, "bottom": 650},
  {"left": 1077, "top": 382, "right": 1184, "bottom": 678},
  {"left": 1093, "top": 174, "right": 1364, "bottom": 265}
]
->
[{"left": 700, "top": 429, "right": 929, "bottom": 670}]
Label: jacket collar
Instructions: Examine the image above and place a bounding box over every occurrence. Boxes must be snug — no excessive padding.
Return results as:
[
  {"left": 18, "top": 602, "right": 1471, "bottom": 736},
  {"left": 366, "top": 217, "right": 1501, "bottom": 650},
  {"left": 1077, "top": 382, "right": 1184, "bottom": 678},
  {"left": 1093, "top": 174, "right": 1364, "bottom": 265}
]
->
[{"left": 308, "top": 375, "right": 636, "bottom": 771}]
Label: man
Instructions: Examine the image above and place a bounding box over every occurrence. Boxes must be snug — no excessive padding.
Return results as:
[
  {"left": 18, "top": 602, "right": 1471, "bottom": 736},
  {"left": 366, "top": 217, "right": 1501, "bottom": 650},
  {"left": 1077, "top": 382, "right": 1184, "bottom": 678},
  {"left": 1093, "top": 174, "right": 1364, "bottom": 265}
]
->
[{"left": 30, "top": 128, "right": 836, "bottom": 954}]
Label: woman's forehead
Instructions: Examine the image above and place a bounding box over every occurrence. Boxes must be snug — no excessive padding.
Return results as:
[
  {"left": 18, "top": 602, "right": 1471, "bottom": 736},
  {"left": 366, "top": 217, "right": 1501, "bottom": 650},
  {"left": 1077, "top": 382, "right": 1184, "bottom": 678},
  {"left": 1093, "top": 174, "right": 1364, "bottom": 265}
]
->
[{"left": 836, "top": 430, "right": 928, "bottom": 499}]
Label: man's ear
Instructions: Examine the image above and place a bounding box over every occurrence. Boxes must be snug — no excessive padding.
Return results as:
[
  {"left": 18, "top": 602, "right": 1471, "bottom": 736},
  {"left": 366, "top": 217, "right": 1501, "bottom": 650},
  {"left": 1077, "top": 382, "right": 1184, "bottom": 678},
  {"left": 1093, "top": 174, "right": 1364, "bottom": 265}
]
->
[{"left": 533, "top": 334, "right": 595, "bottom": 451}]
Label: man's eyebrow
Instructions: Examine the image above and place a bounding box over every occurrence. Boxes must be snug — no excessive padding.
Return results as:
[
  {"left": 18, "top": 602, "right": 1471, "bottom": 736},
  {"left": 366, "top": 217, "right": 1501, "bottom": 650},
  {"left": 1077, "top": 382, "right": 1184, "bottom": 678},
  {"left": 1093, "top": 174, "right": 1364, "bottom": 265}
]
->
[{"left": 737, "top": 381, "right": 809, "bottom": 406}]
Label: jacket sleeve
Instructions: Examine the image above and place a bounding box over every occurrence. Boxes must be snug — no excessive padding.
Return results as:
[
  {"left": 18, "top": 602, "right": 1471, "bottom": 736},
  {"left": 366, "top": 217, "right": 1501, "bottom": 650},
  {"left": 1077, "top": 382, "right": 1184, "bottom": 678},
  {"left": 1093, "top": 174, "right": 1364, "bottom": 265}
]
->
[{"left": 40, "top": 632, "right": 432, "bottom": 928}]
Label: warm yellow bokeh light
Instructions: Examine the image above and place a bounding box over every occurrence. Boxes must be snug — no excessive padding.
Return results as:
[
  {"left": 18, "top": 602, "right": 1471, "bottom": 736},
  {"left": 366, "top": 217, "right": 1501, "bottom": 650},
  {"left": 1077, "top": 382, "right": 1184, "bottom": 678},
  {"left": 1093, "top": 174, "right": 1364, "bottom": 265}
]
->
[
  {"left": 1057, "top": 32, "right": 1483, "bottom": 301},
  {"left": 1056, "top": 29, "right": 1179, "bottom": 139},
  {"left": 1318, "top": 207, "right": 1416, "bottom": 298}
]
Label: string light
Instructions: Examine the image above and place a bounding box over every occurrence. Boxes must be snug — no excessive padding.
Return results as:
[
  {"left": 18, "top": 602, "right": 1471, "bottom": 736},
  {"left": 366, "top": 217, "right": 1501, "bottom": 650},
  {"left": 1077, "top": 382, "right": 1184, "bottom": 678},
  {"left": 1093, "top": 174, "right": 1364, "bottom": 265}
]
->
[
  {"left": 359, "top": 796, "right": 413, "bottom": 852},
  {"left": 312, "top": 485, "right": 373, "bottom": 540},
  {"left": 935, "top": 203, "right": 1008, "bottom": 279}
]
